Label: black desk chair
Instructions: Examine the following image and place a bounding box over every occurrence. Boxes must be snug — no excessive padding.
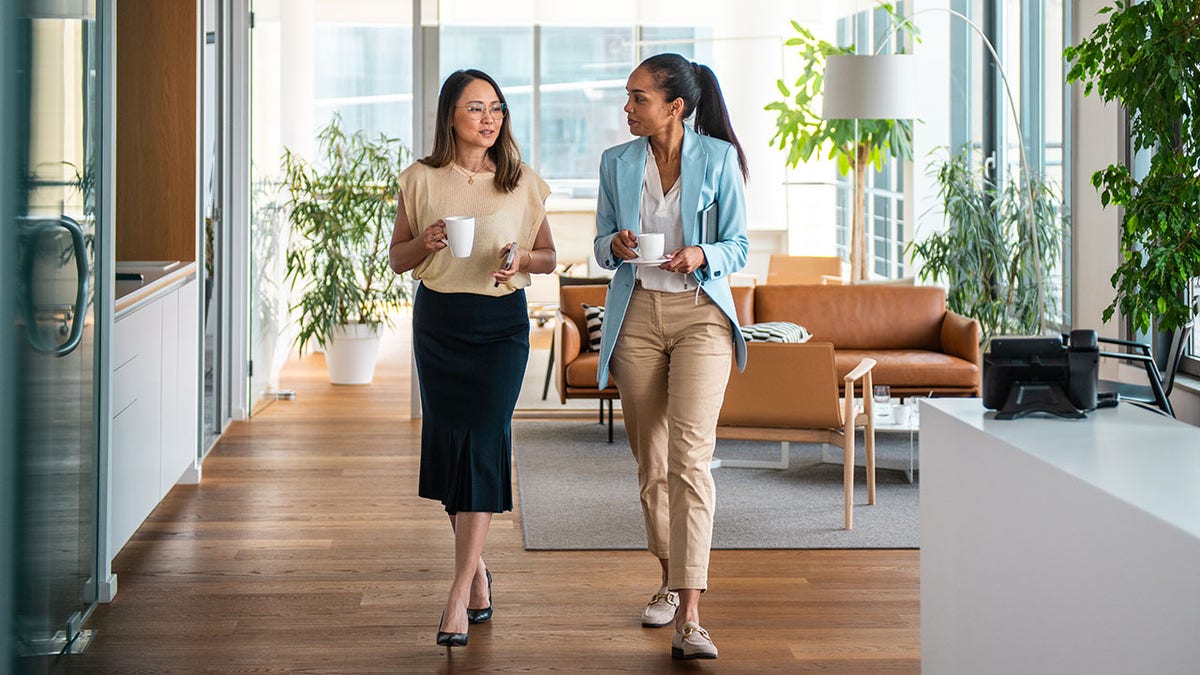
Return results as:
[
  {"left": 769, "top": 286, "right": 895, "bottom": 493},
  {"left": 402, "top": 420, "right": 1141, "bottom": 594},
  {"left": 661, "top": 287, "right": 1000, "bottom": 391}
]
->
[{"left": 1097, "top": 323, "right": 1193, "bottom": 417}]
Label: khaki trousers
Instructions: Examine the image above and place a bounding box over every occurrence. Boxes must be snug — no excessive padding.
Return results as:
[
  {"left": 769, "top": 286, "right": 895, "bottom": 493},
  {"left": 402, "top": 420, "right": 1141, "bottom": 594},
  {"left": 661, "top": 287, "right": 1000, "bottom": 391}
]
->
[{"left": 610, "top": 286, "right": 733, "bottom": 590}]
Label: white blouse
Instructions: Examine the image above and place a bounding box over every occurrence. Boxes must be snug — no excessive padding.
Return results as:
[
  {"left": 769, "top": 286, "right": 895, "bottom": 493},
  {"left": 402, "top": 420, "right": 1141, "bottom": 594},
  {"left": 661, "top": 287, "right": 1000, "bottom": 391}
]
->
[{"left": 637, "top": 146, "right": 696, "bottom": 293}]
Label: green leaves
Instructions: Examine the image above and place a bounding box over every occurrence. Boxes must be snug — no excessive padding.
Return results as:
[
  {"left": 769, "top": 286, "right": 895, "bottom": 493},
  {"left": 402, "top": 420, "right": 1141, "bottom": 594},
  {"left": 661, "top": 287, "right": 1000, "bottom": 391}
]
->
[
  {"left": 1100, "top": 149, "right": 1200, "bottom": 333},
  {"left": 1063, "top": 0, "right": 1200, "bottom": 153},
  {"left": 765, "top": 6, "right": 915, "bottom": 176},
  {"left": 1065, "top": 0, "right": 1200, "bottom": 332},
  {"left": 905, "top": 148, "right": 1066, "bottom": 342},
  {"left": 282, "top": 114, "right": 413, "bottom": 354}
]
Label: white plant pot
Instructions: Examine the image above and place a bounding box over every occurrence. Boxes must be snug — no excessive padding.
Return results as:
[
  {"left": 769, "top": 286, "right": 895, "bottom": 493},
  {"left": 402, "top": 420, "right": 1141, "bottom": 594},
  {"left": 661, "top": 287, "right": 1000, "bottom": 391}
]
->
[{"left": 325, "top": 323, "right": 382, "bottom": 385}]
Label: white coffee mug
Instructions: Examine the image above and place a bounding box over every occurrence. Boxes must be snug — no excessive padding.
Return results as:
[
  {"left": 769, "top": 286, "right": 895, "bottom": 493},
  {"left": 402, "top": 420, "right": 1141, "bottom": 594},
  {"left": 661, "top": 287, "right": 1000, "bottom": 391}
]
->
[
  {"left": 443, "top": 216, "right": 475, "bottom": 258},
  {"left": 638, "top": 232, "right": 665, "bottom": 261},
  {"left": 893, "top": 404, "right": 911, "bottom": 426}
]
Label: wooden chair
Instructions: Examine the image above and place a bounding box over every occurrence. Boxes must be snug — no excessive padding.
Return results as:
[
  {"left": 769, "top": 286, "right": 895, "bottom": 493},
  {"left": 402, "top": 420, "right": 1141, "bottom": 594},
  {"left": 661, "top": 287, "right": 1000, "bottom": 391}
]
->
[
  {"left": 715, "top": 341, "right": 877, "bottom": 529},
  {"left": 766, "top": 254, "right": 845, "bottom": 285}
]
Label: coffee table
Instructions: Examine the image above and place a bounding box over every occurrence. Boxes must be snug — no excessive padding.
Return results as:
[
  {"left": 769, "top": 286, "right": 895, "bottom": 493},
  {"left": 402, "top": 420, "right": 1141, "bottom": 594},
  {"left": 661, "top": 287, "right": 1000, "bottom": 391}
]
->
[{"left": 823, "top": 398, "right": 920, "bottom": 482}]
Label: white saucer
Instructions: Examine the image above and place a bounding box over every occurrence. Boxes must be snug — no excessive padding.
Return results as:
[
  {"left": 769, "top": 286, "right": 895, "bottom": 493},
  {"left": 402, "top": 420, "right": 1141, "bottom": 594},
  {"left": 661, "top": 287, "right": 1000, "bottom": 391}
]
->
[{"left": 626, "top": 257, "right": 670, "bottom": 265}]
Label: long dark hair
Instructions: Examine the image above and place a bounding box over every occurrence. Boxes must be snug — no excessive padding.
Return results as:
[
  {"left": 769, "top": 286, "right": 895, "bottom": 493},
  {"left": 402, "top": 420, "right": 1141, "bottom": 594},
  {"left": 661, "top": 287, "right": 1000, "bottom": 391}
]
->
[
  {"left": 639, "top": 53, "right": 748, "bottom": 181},
  {"left": 420, "top": 69, "right": 522, "bottom": 193}
]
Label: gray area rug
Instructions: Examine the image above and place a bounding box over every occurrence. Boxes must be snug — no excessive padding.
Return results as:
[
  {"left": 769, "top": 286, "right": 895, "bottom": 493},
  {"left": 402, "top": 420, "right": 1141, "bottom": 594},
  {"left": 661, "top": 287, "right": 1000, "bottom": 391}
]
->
[{"left": 513, "top": 419, "right": 919, "bottom": 550}]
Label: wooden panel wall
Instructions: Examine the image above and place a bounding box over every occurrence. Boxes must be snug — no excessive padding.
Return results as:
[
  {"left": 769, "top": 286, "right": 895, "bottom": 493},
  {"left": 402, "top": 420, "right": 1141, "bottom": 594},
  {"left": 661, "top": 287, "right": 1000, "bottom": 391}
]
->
[{"left": 116, "top": 0, "right": 196, "bottom": 263}]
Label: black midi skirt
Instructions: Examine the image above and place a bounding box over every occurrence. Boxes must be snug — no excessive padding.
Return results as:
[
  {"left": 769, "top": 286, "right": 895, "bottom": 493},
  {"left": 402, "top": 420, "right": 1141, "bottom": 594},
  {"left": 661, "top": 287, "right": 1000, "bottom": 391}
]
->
[{"left": 413, "top": 283, "right": 529, "bottom": 514}]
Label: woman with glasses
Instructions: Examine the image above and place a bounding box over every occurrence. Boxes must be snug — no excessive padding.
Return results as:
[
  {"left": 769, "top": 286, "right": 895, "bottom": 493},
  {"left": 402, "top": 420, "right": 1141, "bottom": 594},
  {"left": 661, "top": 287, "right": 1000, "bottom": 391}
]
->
[
  {"left": 389, "top": 69, "right": 556, "bottom": 648},
  {"left": 592, "top": 53, "right": 749, "bottom": 660}
]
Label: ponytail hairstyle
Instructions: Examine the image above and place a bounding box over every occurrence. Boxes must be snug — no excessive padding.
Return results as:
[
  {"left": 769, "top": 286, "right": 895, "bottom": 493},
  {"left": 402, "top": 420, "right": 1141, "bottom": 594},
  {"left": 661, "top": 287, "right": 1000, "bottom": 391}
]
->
[
  {"left": 420, "top": 69, "right": 523, "bottom": 193},
  {"left": 639, "top": 53, "right": 748, "bottom": 181}
]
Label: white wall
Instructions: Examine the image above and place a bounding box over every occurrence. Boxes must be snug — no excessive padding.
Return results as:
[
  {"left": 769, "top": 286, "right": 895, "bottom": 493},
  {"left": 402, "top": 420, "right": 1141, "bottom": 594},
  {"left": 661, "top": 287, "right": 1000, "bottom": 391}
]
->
[{"left": 1070, "top": 0, "right": 1121, "bottom": 346}]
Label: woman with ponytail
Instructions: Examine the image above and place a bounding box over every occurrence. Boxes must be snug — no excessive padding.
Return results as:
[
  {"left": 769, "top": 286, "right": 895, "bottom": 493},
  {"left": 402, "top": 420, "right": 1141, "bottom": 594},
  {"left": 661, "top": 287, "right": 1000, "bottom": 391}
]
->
[{"left": 592, "top": 53, "right": 749, "bottom": 660}]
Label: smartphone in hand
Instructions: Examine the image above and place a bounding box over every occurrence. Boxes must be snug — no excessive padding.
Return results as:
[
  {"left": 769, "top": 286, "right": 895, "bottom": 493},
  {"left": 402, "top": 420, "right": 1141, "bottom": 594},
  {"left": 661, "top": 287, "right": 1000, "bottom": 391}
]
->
[{"left": 495, "top": 242, "right": 519, "bottom": 287}]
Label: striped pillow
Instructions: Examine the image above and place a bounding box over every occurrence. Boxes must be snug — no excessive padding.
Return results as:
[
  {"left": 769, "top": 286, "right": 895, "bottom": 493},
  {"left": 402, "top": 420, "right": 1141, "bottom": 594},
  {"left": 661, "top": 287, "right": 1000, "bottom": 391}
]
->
[
  {"left": 739, "top": 321, "right": 811, "bottom": 343},
  {"left": 582, "top": 303, "right": 605, "bottom": 351}
]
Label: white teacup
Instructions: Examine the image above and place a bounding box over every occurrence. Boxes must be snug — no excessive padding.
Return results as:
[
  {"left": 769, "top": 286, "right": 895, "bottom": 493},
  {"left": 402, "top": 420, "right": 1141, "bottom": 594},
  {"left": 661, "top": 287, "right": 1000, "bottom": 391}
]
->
[
  {"left": 893, "top": 403, "right": 912, "bottom": 426},
  {"left": 638, "top": 232, "right": 665, "bottom": 261},
  {"left": 443, "top": 216, "right": 475, "bottom": 258}
]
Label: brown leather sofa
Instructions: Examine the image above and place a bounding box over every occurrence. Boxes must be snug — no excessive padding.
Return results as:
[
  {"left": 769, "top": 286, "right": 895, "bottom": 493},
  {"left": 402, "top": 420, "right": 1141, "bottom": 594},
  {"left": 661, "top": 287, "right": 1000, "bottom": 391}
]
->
[
  {"left": 557, "top": 282, "right": 979, "bottom": 421},
  {"left": 749, "top": 284, "right": 980, "bottom": 397},
  {"left": 557, "top": 285, "right": 757, "bottom": 410}
]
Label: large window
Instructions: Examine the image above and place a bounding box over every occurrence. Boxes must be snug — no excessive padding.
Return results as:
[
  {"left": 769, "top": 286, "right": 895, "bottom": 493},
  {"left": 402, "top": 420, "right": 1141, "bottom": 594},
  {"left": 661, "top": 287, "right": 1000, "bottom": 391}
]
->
[
  {"left": 1185, "top": 279, "right": 1200, "bottom": 377},
  {"left": 539, "top": 26, "right": 638, "bottom": 182},
  {"left": 313, "top": 24, "right": 414, "bottom": 146},
  {"left": 439, "top": 25, "right": 711, "bottom": 196},
  {"left": 439, "top": 26, "right": 533, "bottom": 158}
]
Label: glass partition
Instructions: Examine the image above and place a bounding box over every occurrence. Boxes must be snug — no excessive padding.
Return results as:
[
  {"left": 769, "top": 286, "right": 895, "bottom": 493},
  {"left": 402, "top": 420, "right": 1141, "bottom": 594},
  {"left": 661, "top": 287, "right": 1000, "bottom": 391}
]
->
[
  {"left": 5, "top": 0, "right": 104, "bottom": 663},
  {"left": 249, "top": 1, "right": 415, "bottom": 411}
]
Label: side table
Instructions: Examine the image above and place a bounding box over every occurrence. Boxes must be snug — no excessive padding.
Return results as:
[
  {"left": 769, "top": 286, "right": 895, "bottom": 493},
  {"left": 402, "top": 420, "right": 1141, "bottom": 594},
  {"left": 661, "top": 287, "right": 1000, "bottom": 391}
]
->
[{"left": 823, "top": 397, "right": 921, "bottom": 482}]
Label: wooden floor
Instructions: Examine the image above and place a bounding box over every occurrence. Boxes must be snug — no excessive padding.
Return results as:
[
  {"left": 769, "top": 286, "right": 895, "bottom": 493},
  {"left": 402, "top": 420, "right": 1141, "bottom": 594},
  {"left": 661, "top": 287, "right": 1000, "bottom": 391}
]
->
[{"left": 72, "top": 325, "right": 920, "bottom": 673}]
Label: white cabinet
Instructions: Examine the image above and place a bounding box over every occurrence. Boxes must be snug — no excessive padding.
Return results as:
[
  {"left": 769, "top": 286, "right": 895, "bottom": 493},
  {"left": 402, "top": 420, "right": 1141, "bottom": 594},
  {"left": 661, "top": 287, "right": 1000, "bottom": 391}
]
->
[
  {"left": 157, "top": 283, "right": 198, "bottom": 495},
  {"left": 110, "top": 275, "right": 199, "bottom": 561}
]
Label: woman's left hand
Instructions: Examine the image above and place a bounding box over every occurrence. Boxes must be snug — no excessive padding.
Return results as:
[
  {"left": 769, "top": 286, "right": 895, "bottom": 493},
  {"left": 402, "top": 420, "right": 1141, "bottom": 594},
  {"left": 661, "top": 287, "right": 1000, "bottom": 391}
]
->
[
  {"left": 492, "top": 242, "right": 527, "bottom": 287},
  {"left": 659, "top": 246, "right": 706, "bottom": 274}
]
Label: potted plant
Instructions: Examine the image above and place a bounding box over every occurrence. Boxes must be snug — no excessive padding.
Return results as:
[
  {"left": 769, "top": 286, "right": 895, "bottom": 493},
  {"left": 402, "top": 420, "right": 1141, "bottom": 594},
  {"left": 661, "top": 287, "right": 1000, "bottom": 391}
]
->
[
  {"left": 282, "top": 115, "right": 411, "bottom": 384},
  {"left": 1064, "top": 0, "right": 1200, "bottom": 335},
  {"left": 765, "top": 6, "right": 914, "bottom": 281},
  {"left": 906, "top": 147, "right": 1067, "bottom": 344}
]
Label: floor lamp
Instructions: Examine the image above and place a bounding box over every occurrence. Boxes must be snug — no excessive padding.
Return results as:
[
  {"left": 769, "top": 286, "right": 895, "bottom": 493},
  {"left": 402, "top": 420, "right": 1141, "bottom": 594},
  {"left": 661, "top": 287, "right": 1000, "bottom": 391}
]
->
[
  {"left": 820, "top": 54, "right": 919, "bottom": 282},
  {"left": 822, "top": 8, "right": 1045, "bottom": 326}
]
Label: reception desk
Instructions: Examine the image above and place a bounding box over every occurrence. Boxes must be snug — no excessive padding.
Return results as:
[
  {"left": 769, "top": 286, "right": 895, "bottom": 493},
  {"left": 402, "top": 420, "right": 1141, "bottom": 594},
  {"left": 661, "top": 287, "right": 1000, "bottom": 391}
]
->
[{"left": 920, "top": 398, "right": 1200, "bottom": 674}]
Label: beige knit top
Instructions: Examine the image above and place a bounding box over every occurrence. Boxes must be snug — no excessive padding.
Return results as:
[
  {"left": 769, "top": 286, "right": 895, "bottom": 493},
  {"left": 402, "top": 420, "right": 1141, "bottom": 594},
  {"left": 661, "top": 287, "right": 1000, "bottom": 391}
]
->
[{"left": 398, "top": 161, "right": 550, "bottom": 297}]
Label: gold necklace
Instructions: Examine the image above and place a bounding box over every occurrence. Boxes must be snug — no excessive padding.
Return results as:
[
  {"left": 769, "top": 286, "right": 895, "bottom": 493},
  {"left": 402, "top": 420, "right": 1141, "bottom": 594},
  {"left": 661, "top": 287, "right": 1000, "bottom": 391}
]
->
[{"left": 454, "top": 162, "right": 492, "bottom": 185}]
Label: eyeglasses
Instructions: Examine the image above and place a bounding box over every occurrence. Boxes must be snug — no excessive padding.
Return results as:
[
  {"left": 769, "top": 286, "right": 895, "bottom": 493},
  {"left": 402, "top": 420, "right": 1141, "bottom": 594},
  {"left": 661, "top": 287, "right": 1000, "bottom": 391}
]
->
[{"left": 457, "top": 102, "right": 508, "bottom": 120}]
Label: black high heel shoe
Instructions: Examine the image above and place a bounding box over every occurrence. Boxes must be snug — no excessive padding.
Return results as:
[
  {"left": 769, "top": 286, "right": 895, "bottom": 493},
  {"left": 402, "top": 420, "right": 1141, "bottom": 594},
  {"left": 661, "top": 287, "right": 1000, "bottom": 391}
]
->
[
  {"left": 436, "top": 611, "right": 468, "bottom": 648},
  {"left": 466, "top": 569, "right": 493, "bottom": 624}
]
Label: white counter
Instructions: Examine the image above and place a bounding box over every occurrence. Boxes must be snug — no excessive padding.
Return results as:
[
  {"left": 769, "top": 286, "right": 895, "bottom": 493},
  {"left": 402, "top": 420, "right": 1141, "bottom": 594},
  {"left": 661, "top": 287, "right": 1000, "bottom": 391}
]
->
[{"left": 920, "top": 398, "right": 1200, "bottom": 674}]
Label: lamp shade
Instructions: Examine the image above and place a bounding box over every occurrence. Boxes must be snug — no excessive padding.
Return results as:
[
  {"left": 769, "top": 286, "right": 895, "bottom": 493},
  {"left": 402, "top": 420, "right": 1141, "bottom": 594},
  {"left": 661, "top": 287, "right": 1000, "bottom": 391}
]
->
[{"left": 821, "top": 54, "right": 920, "bottom": 120}]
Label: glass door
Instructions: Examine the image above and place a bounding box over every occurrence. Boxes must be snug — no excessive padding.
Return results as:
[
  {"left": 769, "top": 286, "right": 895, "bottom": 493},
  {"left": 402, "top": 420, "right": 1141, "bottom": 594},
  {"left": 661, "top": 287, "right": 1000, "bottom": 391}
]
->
[
  {"left": 247, "top": 1, "right": 302, "bottom": 412},
  {"left": 248, "top": 2, "right": 416, "bottom": 413},
  {"left": 5, "top": 0, "right": 103, "bottom": 665},
  {"left": 202, "top": 0, "right": 228, "bottom": 451}
]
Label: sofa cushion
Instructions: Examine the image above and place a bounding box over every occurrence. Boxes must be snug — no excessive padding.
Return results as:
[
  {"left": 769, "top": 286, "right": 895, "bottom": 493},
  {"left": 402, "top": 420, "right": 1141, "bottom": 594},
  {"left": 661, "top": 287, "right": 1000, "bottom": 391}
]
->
[
  {"left": 559, "top": 284, "right": 610, "bottom": 349},
  {"left": 834, "top": 349, "right": 980, "bottom": 390},
  {"left": 582, "top": 303, "right": 604, "bottom": 351},
  {"left": 565, "top": 351, "right": 604, "bottom": 388},
  {"left": 754, "top": 284, "right": 946, "bottom": 350},
  {"left": 739, "top": 321, "right": 811, "bottom": 343}
]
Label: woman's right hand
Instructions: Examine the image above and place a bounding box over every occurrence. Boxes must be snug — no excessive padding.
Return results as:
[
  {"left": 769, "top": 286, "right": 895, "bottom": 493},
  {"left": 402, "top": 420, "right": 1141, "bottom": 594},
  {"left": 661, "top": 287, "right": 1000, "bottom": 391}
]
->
[
  {"left": 423, "top": 220, "right": 449, "bottom": 252},
  {"left": 611, "top": 229, "right": 639, "bottom": 260}
]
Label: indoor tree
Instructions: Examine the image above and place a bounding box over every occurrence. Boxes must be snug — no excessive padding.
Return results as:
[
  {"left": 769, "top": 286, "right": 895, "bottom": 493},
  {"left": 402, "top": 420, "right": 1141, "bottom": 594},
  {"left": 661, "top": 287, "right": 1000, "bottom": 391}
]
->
[
  {"left": 282, "top": 115, "right": 411, "bottom": 381},
  {"left": 1064, "top": 0, "right": 1200, "bottom": 334},
  {"left": 765, "top": 5, "right": 913, "bottom": 281},
  {"left": 906, "top": 147, "right": 1067, "bottom": 343}
]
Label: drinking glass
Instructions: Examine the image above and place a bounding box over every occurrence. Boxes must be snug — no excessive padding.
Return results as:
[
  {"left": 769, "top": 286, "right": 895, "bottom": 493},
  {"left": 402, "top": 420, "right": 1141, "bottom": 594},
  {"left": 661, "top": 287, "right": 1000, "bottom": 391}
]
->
[{"left": 872, "top": 385, "right": 892, "bottom": 417}]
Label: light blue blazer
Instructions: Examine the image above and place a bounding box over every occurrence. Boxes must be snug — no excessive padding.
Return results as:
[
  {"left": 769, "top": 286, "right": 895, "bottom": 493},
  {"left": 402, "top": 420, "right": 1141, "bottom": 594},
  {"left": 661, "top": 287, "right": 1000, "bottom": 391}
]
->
[{"left": 593, "top": 126, "right": 749, "bottom": 387}]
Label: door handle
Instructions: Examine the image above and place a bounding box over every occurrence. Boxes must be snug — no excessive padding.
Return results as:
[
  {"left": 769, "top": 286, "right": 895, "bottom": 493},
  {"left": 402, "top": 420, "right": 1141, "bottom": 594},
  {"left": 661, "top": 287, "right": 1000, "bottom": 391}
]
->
[{"left": 19, "top": 215, "right": 89, "bottom": 357}]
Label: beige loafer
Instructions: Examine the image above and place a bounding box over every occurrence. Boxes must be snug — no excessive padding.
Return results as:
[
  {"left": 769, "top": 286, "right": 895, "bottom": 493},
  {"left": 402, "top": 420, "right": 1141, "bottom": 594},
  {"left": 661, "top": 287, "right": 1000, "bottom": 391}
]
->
[
  {"left": 640, "top": 587, "right": 679, "bottom": 627},
  {"left": 671, "top": 621, "right": 718, "bottom": 659}
]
